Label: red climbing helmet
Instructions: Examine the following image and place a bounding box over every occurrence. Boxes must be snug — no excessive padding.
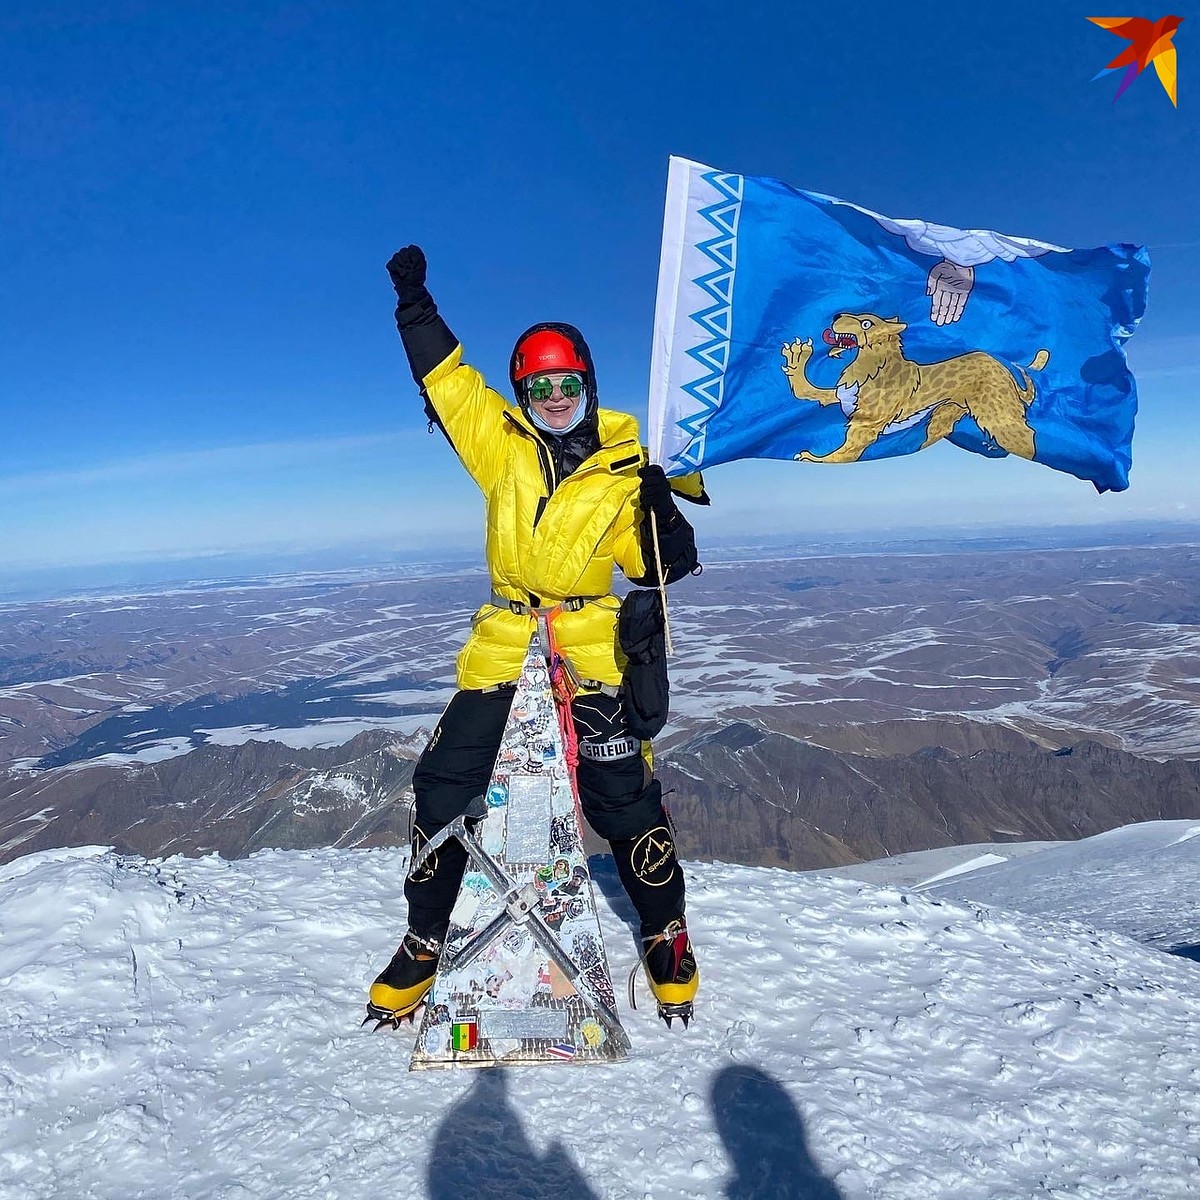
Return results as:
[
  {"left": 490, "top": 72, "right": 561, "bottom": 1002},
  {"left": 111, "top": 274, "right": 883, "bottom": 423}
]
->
[{"left": 510, "top": 327, "right": 589, "bottom": 383}]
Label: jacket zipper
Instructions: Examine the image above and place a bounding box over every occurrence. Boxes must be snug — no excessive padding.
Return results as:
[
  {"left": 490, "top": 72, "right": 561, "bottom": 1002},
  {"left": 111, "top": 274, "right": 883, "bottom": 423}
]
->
[{"left": 504, "top": 411, "right": 557, "bottom": 528}]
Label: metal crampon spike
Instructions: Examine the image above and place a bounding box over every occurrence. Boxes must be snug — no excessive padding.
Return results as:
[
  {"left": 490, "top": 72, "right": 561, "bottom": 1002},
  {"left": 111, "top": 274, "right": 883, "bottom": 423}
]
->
[
  {"left": 657, "top": 1001, "right": 694, "bottom": 1029},
  {"left": 363, "top": 1002, "right": 420, "bottom": 1032}
]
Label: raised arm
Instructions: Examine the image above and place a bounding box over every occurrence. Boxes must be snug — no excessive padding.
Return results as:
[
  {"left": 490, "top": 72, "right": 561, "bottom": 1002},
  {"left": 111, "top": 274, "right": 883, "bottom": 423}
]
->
[
  {"left": 387, "top": 246, "right": 457, "bottom": 388},
  {"left": 386, "top": 245, "right": 508, "bottom": 490}
]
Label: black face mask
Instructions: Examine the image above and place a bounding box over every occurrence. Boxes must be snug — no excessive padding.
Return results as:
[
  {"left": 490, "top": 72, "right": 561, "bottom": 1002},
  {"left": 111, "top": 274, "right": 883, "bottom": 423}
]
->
[{"left": 541, "top": 409, "right": 601, "bottom": 482}]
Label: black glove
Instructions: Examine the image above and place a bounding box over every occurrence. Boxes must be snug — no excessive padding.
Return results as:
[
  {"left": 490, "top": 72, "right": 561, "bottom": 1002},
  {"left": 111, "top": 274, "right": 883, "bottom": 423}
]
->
[
  {"left": 633, "top": 465, "right": 697, "bottom": 586},
  {"left": 386, "top": 245, "right": 428, "bottom": 304},
  {"left": 385, "top": 244, "right": 456, "bottom": 385},
  {"left": 638, "top": 464, "right": 679, "bottom": 526}
]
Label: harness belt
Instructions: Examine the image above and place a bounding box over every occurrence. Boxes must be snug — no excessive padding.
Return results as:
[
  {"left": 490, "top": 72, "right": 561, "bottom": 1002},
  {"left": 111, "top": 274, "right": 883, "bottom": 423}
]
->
[
  {"left": 583, "top": 680, "right": 623, "bottom": 698},
  {"left": 482, "top": 589, "right": 623, "bottom": 698},
  {"left": 489, "top": 589, "right": 607, "bottom": 616},
  {"left": 483, "top": 678, "right": 622, "bottom": 698},
  {"left": 483, "top": 677, "right": 622, "bottom": 697}
]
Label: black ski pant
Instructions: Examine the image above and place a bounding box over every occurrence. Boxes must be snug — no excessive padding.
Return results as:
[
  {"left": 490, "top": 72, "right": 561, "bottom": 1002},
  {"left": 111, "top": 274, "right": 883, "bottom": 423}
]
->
[{"left": 404, "top": 686, "right": 685, "bottom": 941}]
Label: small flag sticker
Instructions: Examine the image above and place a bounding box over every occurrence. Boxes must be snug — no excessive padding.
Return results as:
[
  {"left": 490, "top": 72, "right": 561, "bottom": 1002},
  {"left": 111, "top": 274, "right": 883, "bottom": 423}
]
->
[
  {"left": 451, "top": 1019, "right": 478, "bottom": 1052},
  {"left": 547, "top": 1043, "right": 577, "bottom": 1060}
]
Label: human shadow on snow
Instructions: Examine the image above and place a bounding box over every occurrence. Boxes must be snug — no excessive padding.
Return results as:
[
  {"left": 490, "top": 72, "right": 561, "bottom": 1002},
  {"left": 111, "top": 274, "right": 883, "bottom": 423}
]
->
[
  {"left": 425, "top": 1061, "right": 845, "bottom": 1200},
  {"left": 425, "top": 1067, "right": 599, "bottom": 1200},
  {"left": 711, "top": 1065, "right": 845, "bottom": 1200}
]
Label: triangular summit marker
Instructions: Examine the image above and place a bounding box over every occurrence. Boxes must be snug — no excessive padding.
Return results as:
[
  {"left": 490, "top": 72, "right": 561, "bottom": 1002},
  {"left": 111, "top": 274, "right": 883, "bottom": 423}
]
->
[{"left": 408, "top": 632, "right": 631, "bottom": 1069}]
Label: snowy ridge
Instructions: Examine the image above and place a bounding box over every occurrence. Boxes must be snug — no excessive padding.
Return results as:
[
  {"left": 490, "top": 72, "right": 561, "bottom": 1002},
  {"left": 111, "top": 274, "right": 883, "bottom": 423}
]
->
[
  {"left": 921, "top": 819, "right": 1200, "bottom": 951},
  {"left": 2, "top": 842, "right": 1199, "bottom": 1198}
]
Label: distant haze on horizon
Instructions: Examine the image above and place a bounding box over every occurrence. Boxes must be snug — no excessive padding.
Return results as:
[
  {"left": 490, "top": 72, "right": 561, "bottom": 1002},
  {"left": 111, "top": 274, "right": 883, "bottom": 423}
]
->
[{"left": 5, "top": 517, "right": 1199, "bottom": 605}]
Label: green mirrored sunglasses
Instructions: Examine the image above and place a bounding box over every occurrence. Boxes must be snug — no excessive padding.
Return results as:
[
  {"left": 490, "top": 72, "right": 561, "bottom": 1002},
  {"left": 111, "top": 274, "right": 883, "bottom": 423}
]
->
[{"left": 526, "top": 374, "right": 584, "bottom": 403}]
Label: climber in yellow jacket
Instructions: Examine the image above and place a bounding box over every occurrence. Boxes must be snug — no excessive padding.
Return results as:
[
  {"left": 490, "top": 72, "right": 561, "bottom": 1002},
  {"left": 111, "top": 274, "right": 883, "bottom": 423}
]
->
[{"left": 367, "top": 245, "right": 706, "bottom": 1029}]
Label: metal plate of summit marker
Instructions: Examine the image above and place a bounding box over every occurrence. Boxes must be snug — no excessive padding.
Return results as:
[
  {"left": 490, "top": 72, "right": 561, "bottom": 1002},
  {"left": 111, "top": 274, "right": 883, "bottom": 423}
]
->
[
  {"left": 503, "top": 775, "right": 553, "bottom": 865},
  {"left": 409, "top": 632, "right": 630, "bottom": 1070}
]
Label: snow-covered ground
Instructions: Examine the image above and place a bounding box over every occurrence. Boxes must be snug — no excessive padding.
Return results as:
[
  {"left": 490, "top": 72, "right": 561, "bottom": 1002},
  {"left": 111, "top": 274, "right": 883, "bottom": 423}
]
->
[{"left": 2, "top": 832, "right": 1199, "bottom": 1200}]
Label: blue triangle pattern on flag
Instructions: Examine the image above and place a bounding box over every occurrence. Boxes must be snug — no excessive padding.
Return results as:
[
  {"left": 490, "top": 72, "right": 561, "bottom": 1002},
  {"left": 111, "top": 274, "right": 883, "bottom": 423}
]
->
[
  {"left": 699, "top": 202, "right": 741, "bottom": 239},
  {"left": 686, "top": 331, "right": 729, "bottom": 372},
  {"left": 693, "top": 302, "right": 732, "bottom": 340},
  {"left": 697, "top": 267, "right": 735, "bottom": 305},
  {"left": 706, "top": 171, "right": 744, "bottom": 203},
  {"left": 697, "top": 235, "right": 735, "bottom": 271},
  {"left": 692, "top": 340, "right": 730, "bottom": 373},
  {"left": 677, "top": 407, "right": 712, "bottom": 440},
  {"left": 685, "top": 332, "right": 728, "bottom": 372},
  {"left": 682, "top": 371, "right": 725, "bottom": 410}
]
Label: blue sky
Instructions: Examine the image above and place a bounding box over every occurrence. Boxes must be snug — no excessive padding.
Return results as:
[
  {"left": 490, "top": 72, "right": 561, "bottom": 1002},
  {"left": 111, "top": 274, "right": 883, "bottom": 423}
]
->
[{"left": 1, "top": 0, "right": 1197, "bottom": 573}]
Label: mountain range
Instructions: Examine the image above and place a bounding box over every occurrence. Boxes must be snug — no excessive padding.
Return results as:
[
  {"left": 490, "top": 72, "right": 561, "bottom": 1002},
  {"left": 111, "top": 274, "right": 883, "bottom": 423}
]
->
[{"left": 3, "top": 539, "right": 1198, "bottom": 867}]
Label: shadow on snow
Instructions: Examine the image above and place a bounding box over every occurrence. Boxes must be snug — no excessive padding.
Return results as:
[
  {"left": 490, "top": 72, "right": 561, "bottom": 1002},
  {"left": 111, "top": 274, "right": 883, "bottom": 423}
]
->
[
  {"left": 425, "top": 1068, "right": 600, "bottom": 1200},
  {"left": 711, "top": 1064, "right": 845, "bottom": 1199},
  {"left": 425, "top": 1062, "right": 844, "bottom": 1200}
]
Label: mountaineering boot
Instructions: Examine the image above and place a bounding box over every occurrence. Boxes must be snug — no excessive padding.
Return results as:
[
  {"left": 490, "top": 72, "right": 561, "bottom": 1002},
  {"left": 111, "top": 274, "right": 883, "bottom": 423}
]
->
[
  {"left": 363, "top": 929, "right": 444, "bottom": 1030},
  {"left": 632, "top": 918, "right": 699, "bottom": 1028}
]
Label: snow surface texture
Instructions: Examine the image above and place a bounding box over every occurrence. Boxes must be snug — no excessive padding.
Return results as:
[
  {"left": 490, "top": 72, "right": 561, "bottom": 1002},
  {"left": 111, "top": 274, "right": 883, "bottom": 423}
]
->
[{"left": 2, "top": 842, "right": 1199, "bottom": 1200}]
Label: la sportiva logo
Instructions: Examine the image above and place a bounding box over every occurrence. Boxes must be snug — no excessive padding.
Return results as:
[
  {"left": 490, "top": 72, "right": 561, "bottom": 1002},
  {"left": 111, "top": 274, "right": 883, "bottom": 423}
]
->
[
  {"left": 1088, "top": 15, "right": 1183, "bottom": 106},
  {"left": 631, "top": 826, "right": 677, "bottom": 886}
]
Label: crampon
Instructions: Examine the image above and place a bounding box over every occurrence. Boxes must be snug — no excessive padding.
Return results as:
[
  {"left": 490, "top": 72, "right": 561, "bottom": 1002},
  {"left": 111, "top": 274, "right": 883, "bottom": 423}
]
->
[
  {"left": 361, "top": 999, "right": 425, "bottom": 1032},
  {"left": 654, "top": 1000, "right": 694, "bottom": 1029}
]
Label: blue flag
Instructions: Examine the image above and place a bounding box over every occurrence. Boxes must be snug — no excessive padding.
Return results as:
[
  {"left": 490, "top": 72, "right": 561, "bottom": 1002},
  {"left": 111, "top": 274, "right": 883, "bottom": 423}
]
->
[{"left": 648, "top": 158, "right": 1150, "bottom": 492}]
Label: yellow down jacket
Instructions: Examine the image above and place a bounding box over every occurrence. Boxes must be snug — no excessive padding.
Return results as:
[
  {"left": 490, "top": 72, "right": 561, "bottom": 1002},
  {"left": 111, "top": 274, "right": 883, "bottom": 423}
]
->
[{"left": 421, "top": 343, "right": 694, "bottom": 691}]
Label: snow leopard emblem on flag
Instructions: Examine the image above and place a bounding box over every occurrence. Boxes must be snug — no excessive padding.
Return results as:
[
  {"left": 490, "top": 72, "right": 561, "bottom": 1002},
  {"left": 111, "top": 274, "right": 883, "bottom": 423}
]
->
[{"left": 782, "top": 312, "right": 1051, "bottom": 464}]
